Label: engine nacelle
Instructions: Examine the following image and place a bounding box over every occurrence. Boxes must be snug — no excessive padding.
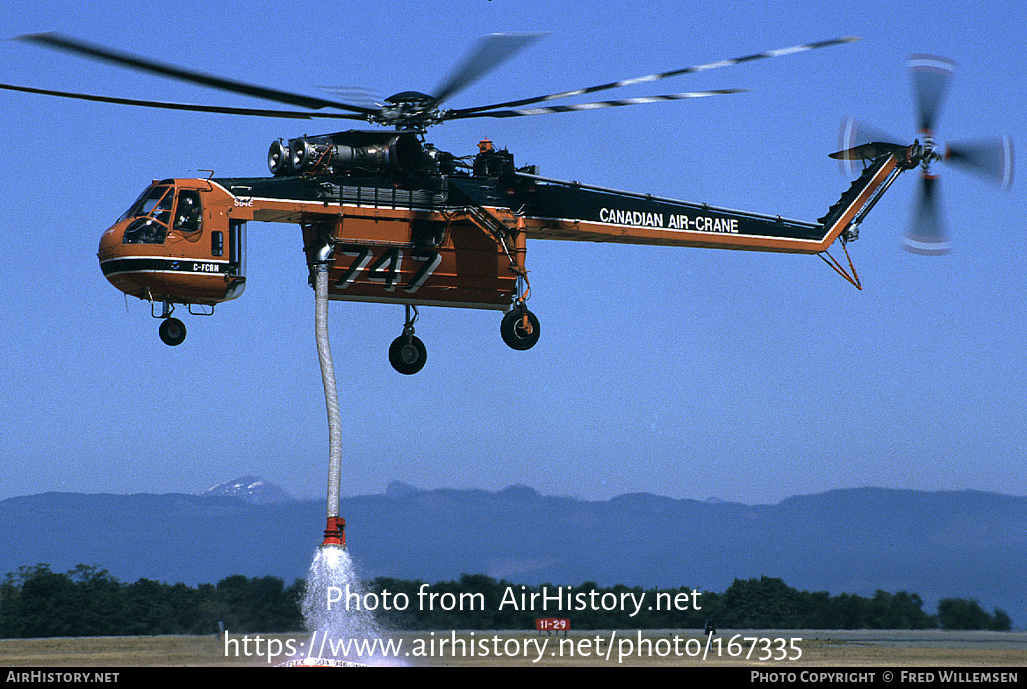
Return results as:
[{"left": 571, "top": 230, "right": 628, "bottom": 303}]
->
[
  {"left": 268, "top": 139, "right": 290, "bottom": 174},
  {"left": 268, "top": 130, "right": 425, "bottom": 177}
]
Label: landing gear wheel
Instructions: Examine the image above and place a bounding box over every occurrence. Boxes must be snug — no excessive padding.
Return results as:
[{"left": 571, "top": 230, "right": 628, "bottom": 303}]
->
[
  {"left": 501, "top": 308, "right": 540, "bottom": 350},
  {"left": 389, "top": 334, "right": 427, "bottom": 375},
  {"left": 159, "top": 317, "right": 187, "bottom": 346}
]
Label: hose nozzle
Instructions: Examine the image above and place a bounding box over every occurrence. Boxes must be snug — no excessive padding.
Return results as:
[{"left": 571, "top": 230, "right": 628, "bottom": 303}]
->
[{"left": 322, "top": 516, "right": 346, "bottom": 547}]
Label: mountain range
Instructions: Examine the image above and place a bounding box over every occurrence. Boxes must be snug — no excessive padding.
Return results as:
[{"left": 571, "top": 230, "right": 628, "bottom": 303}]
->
[{"left": 1, "top": 479, "right": 1023, "bottom": 627}]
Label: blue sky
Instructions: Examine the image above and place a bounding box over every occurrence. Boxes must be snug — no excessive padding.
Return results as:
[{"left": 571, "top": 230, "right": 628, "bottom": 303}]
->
[{"left": 0, "top": 0, "right": 1023, "bottom": 505}]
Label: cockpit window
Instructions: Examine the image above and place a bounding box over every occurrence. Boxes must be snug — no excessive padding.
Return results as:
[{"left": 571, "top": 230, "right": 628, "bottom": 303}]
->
[
  {"left": 122, "top": 185, "right": 175, "bottom": 245},
  {"left": 174, "top": 190, "right": 202, "bottom": 233},
  {"left": 120, "top": 185, "right": 174, "bottom": 222}
]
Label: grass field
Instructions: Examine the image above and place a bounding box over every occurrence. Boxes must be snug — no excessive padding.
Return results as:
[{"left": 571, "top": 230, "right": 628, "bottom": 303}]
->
[{"left": 2, "top": 630, "right": 1025, "bottom": 667}]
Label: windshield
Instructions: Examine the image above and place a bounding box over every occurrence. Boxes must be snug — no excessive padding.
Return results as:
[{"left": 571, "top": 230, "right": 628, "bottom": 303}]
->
[
  {"left": 119, "top": 185, "right": 175, "bottom": 224},
  {"left": 121, "top": 185, "right": 175, "bottom": 245}
]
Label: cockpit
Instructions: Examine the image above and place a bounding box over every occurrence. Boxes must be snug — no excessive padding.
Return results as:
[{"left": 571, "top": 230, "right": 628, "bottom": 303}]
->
[{"left": 119, "top": 184, "right": 202, "bottom": 244}]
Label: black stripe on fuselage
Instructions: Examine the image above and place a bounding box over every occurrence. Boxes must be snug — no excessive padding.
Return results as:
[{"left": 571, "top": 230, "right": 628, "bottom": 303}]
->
[{"left": 100, "top": 257, "right": 231, "bottom": 277}]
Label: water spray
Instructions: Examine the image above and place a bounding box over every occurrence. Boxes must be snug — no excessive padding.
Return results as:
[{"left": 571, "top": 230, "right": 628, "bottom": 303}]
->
[{"left": 313, "top": 235, "right": 344, "bottom": 548}]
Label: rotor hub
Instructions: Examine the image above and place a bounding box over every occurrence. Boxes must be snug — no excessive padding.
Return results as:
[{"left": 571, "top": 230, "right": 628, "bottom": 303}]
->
[
  {"left": 379, "top": 91, "right": 441, "bottom": 129},
  {"left": 916, "top": 133, "right": 944, "bottom": 173}
]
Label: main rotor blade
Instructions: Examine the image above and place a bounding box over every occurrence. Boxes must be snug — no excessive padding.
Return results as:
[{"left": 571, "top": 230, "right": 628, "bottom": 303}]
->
[
  {"left": 430, "top": 32, "right": 545, "bottom": 106},
  {"left": 16, "top": 32, "right": 378, "bottom": 115},
  {"left": 449, "top": 89, "right": 746, "bottom": 119},
  {"left": 946, "top": 135, "right": 1014, "bottom": 189},
  {"left": 0, "top": 82, "right": 369, "bottom": 119},
  {"left": 448, "top": 36, "right": 859, "bottom": 118},
  {"left": 903, "top": 174, "right": 949, "bottom": 255},
  {"left": 909, "top": 54, "right": 954, "bottom": 134}
]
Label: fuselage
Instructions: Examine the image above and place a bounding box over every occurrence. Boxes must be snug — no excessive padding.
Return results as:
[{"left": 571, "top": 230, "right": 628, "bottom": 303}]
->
[{"left": 97, "top": 147, "right": 902, "bottom": 312}]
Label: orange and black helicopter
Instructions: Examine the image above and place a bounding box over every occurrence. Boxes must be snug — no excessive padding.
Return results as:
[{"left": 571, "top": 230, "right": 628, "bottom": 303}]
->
[{"left": 1, "top": 34, "right": 1013, "bottom": 374}]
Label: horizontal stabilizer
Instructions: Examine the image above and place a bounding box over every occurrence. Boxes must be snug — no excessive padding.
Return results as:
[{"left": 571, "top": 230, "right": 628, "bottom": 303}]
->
[{"left": 829, "top": 142, "right": 907, "bottom": 161}]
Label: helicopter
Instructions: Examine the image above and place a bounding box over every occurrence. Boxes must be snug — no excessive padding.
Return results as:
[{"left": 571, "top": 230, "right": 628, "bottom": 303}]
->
[{"left": 1, "top": 33, "right": 1013, "bottom": 374}]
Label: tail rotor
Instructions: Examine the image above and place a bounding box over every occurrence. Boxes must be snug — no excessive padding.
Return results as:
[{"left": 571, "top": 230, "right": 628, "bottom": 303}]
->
[{"left": 834, "top": 54, "right": 1013, "bottom": 254}]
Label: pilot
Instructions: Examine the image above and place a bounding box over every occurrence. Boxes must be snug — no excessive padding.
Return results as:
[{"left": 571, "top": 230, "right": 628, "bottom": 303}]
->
[{"left": 175, "top": 192, "right": 201, "bottom": 232}]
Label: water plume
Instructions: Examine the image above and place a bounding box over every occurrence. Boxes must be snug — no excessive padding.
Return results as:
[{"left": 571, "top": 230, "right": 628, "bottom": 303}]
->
[{"left": 301, "top": 545, "right": 379, "bottom": 643}]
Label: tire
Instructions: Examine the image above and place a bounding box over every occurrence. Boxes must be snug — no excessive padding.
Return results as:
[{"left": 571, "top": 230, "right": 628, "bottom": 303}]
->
[
  {"left": 389, "top": 334, "right": 427, "bottom": 375},
  {"left": 501, "top": 309, "right": 540, "bottom": 350},
  {"left": 159, "top": 318, "right": 187, "bottom": 346}
]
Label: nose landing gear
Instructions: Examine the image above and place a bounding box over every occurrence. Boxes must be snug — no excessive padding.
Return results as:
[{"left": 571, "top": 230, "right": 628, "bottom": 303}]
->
[
  {"left": 158, "top": 316, "right": 187, "bottom": 346},
  {"left": 153, "top": 301, "right": 187, "bottom": 346}
]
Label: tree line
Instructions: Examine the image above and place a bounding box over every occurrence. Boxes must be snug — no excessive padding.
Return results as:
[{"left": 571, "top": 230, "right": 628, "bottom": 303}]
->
[
  {"left": 0, "top": 565, "right": 1012, "bottom": 638},
  {"left": 0, "top": 565, "right": 303, "bottom": 638}
]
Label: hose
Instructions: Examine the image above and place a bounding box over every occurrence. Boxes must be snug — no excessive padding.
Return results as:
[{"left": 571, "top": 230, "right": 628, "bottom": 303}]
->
[{"left": 314, "top": 264, "right": 342, "bottom": 520}]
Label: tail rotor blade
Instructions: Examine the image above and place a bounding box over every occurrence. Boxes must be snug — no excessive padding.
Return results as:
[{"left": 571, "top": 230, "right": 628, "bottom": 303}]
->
[
  {"left": 903, "top": 174, "right": 950, "bottom": 255},
  {"left": 909, "top": 54, "right": 955, "bottom": 134},
  {"left": 946, "top": 135, "right": 1014, "bottom": 188}
]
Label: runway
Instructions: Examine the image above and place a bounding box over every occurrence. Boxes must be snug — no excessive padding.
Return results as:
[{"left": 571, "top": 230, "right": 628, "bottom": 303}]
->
[{"left": 2, "top": 629, "right": 1024, "bottom": 667}]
